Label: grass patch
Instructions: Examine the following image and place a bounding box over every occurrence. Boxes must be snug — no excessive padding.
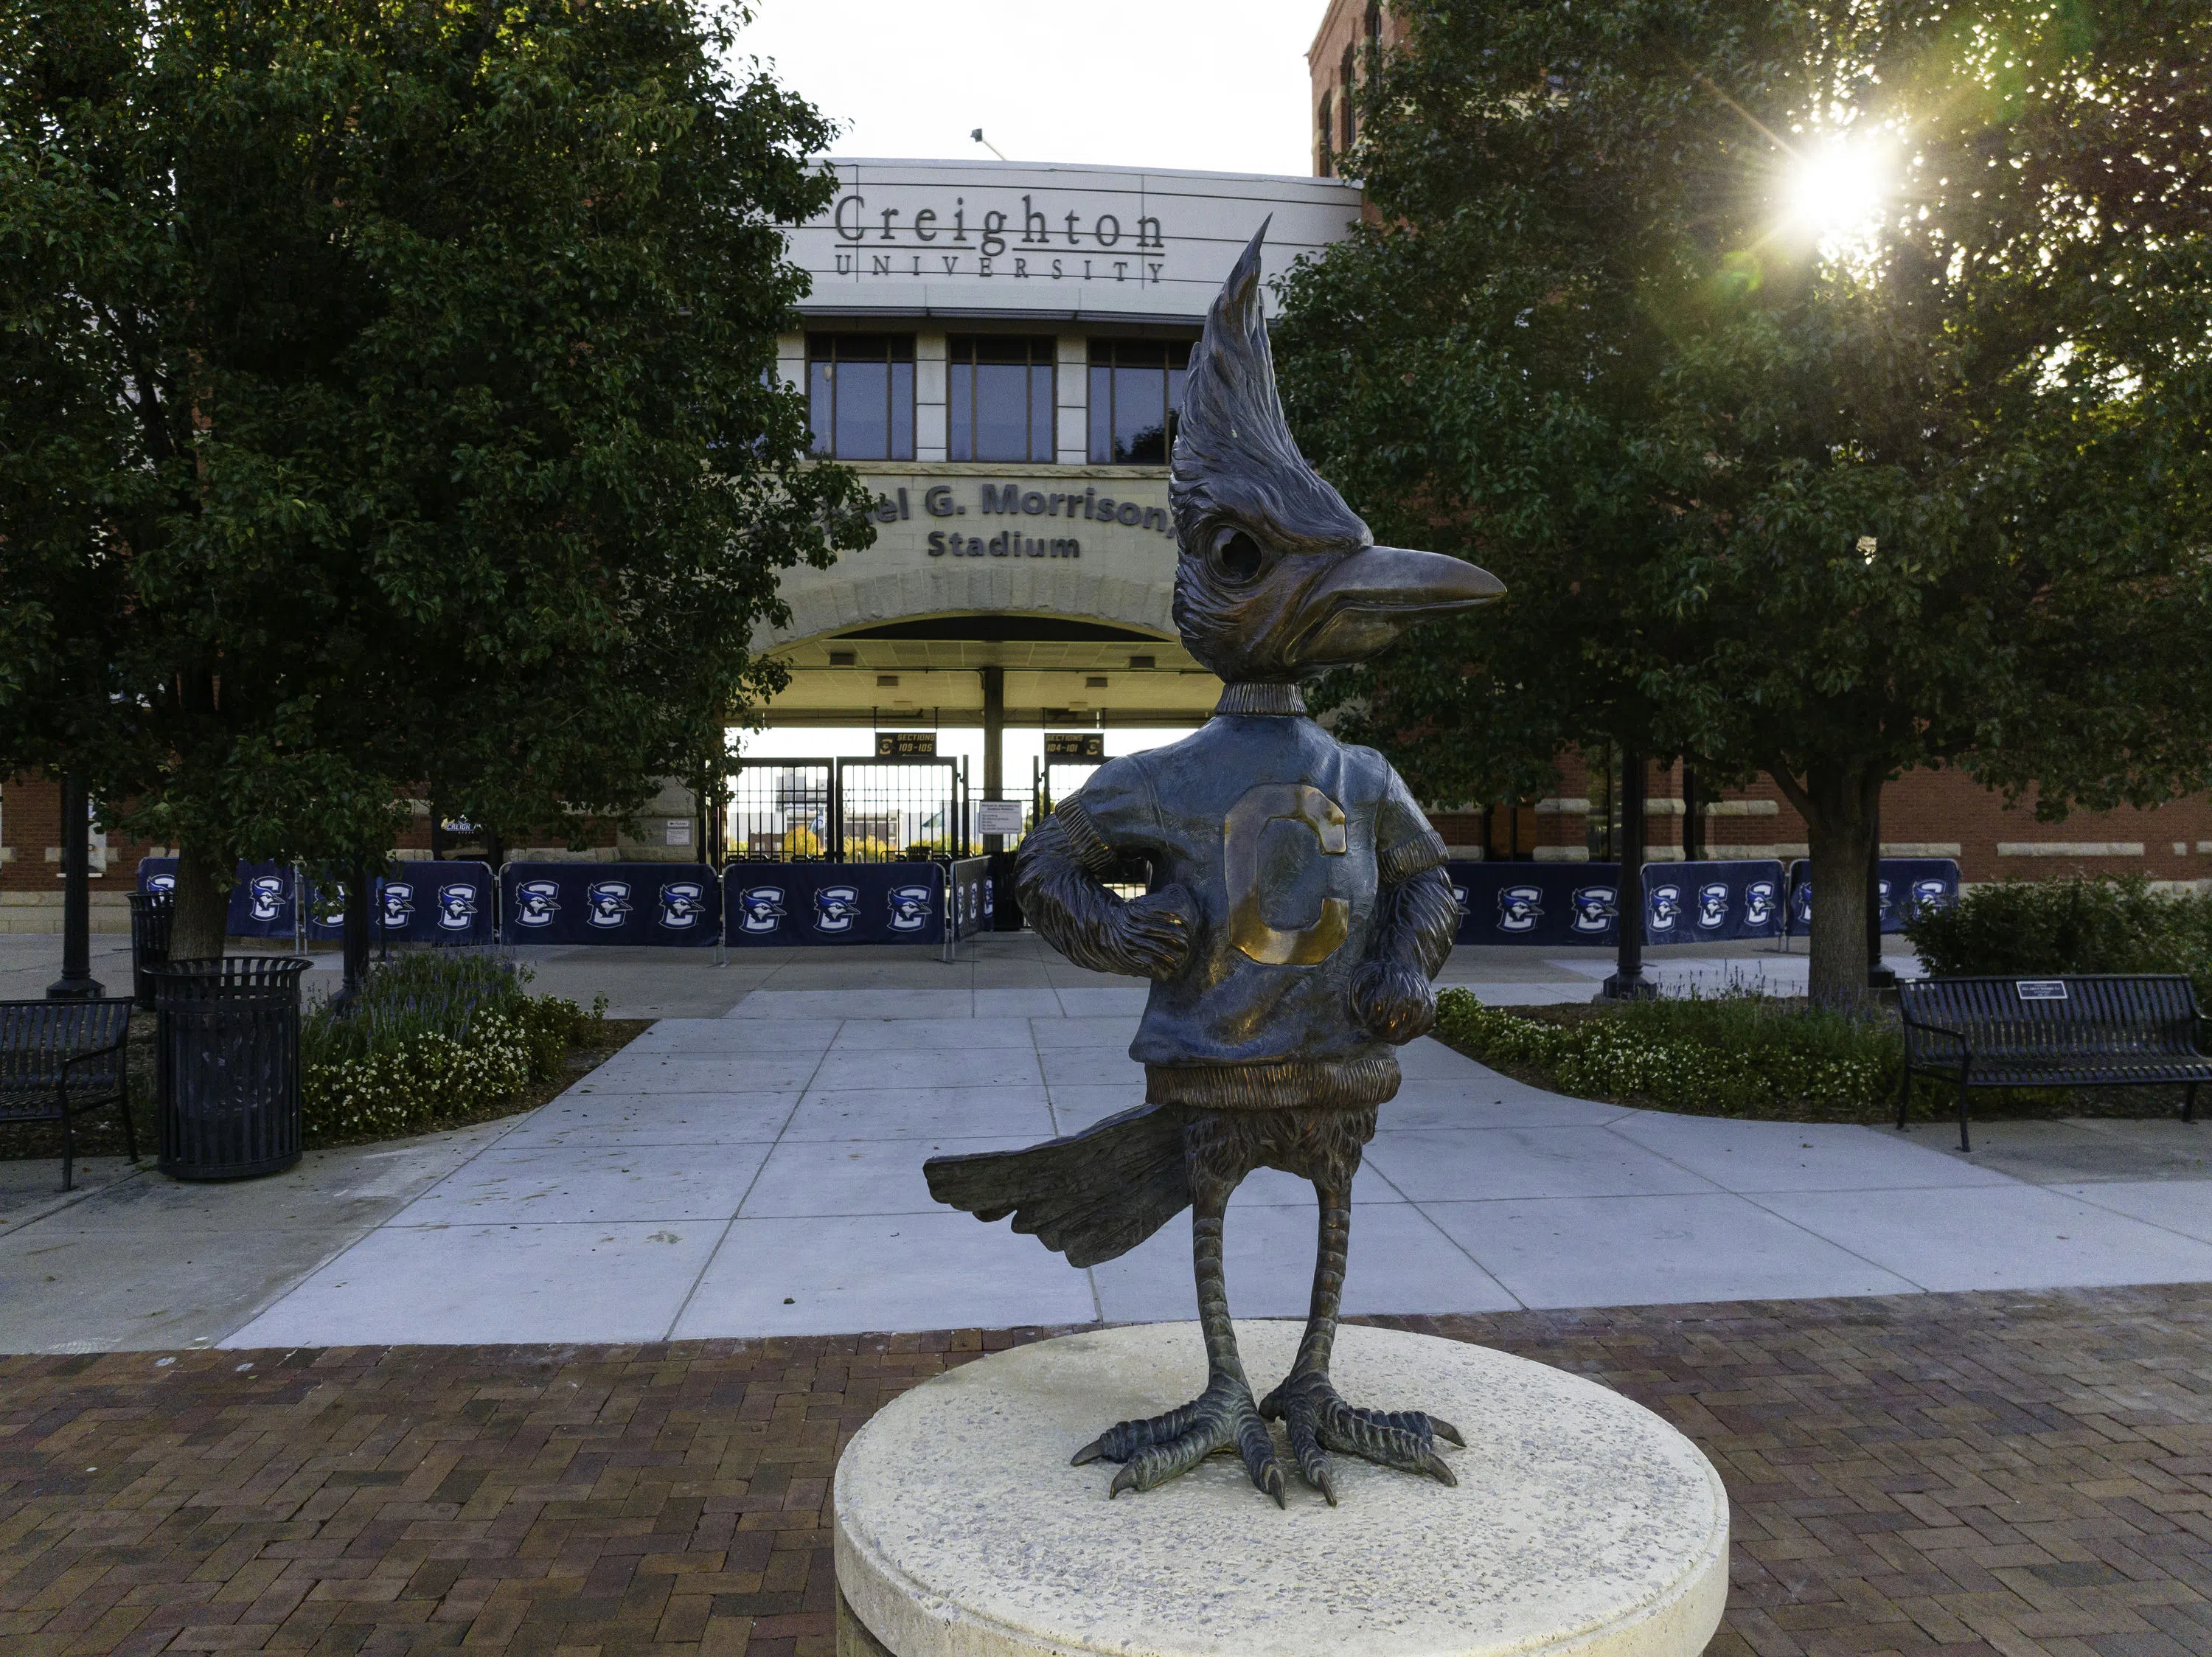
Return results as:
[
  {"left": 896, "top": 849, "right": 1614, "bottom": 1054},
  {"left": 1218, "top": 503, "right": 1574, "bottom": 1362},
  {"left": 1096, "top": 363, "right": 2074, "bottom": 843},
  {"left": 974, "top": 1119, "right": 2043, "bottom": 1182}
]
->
[{"left": 1432, "top": 986, "right": 2189, "bottom": 1125}]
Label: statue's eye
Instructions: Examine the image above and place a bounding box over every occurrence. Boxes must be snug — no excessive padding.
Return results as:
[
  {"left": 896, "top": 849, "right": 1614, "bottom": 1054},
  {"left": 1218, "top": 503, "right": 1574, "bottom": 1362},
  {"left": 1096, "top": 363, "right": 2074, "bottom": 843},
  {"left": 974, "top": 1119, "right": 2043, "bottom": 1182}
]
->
[{"left": 1210, "top": 527, "right": 1265, "bottom": 584}]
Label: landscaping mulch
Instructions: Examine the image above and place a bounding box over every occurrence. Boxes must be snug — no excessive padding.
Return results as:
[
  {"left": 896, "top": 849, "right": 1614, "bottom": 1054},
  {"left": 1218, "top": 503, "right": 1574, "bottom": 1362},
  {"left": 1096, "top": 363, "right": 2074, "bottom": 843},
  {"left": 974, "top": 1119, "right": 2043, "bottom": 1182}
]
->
[{"left": 3, "top": 1284, "right": 2209, "bottom": 1656}]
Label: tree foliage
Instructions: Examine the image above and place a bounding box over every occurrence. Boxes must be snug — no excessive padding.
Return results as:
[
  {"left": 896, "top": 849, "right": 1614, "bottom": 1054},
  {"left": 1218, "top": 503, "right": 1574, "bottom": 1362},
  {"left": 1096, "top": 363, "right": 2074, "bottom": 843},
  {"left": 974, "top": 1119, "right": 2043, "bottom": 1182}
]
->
[
  {"left": 1, "top": 0, "right": 871, "bottom": 952},
  {"left": 1274, "top": 0, "right": 2212, "bottom": 1000}
]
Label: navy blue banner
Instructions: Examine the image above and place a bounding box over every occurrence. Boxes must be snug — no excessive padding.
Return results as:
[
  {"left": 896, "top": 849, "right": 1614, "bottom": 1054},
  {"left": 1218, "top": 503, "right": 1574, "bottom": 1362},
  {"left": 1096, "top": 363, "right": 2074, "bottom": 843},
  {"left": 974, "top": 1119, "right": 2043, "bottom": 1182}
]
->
[
  {"left": 1446, "top": 860, "right": 1789, "bottom": 947},
  {"left": 499, "top": 862, "right": 721, "bottom": 946},
  {"left": 723, "top": 861, "right": 947, "bottom": 946},
  {"left": 947, "top": 858, "right": 993, "bottom": 942},
  {"left": 299, "top": 862, "right": 497, "bottom": 947},
  {"left": 1787, "top": 858, "right": 1959, "bottom": 937},
  {"left": 137, "top": 858, "right": 299, "bottom": 939}
]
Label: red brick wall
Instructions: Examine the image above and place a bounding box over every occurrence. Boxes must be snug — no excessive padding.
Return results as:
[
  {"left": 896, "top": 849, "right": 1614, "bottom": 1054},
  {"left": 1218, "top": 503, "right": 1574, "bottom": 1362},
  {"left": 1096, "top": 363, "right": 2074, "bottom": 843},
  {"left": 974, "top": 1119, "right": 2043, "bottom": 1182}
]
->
[
  {"left": 1420, "top": 753, "right": 2212, "bottom": 886},
  {"left": 1308, "top": 0, "right": 1405, "bottom": 176},
  {"left": 1, "top": 774, "right": 444, "bottom": 899},
  {"left": 0, "top": 774, "right": 170, "bottom": 896}
]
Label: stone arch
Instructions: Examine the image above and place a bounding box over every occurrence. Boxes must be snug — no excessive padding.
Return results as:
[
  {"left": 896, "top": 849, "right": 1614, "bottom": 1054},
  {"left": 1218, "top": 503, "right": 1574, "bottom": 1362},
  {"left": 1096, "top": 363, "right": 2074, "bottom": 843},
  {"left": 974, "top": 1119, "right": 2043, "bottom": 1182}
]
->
[{"left": 759, "top": 559, "right": 1178, "bottom": 650}]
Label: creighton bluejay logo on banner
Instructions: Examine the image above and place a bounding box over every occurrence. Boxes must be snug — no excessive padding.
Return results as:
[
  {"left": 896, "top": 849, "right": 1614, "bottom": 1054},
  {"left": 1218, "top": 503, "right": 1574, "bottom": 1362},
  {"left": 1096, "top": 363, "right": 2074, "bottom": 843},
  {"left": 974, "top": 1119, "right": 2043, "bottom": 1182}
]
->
[
  {"left": 888, "top": 883, "right": 933, "bottom": 933},
  {"left": 437, "top": 883, "right": 478, "bottom": 931},
  {"left": 1696, "top": 881, "right": 1730, "bottom": 930},
  {"left": 1744, "top": 879, "right": 1778, "bottom": 928},
  {"left": 1497, "top": 885, "right": 1543, "bottom": 934},
  {"left": 586, "top": 882, "right": 633, "bottom": 928},
  {"left": 1792, "top": 880, "right": 1814, "bottom": 928},
  {"left": 514, "top": 880, "right": 562, "bottom": 927},
  {"left": 814, "top": 885, "right": 860, "bottom": 933},
  {"left": 251, "top": 875, "right": 290, "bottom": 923},
  {"left": 1571, "top": 886, "right": 1617, "bottom": 934},
  {"left": 658, "top": 881, "right": 707, "bottom": 930},
  {"left": 145, "top": 872, "right": 175, "bottom": 893},
  {"left": 380, "top": 883, "right": 415, "bottom": 929},
  {"left": 739, "top": 886, "right": 786, "bottom": 934},
  {"left": 1910, "top": 876, "right": 1950, "bottom": 915},
  {"left": 1647, "top": 883, "right": 1683, "bottom": 931}
]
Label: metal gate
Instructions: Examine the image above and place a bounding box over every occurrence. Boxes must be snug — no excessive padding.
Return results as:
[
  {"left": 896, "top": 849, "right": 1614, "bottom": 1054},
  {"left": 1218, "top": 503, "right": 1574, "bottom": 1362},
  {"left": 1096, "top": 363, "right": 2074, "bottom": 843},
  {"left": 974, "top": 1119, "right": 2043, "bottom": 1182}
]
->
[
  {"left": 728, "top": 758, "right": 837, "bottom": 861},
  {"left": 1034, "top": 755, "right": 1108, "bottom": 819},
  {"left": 838, "top": 756, "right": 967, "bottom": 862},
  {"left": 725, "top": 757, "right": 970, "bottom": 863}
]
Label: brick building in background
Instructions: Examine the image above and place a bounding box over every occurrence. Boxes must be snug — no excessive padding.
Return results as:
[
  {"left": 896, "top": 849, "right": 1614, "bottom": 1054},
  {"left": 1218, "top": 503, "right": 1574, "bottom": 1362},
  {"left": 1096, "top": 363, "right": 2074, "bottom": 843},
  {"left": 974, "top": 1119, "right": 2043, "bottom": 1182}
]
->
[
  {"left": 1314, "top": 3, "right": 2212, "bottom": 894},
  {"left": 6, "top": 10, "right": 2199, "bottom": 931},
  {"left": 0, "top": 776, "right": 702, "bottom": 934}
]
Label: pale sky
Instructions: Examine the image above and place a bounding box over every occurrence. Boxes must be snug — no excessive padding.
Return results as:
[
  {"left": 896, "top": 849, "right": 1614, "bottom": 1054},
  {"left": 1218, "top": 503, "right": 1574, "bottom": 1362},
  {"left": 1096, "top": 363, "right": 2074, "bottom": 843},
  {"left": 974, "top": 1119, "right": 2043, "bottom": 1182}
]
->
[{"left": 730, "top": 0, "right": 1321, "bottom": 178}]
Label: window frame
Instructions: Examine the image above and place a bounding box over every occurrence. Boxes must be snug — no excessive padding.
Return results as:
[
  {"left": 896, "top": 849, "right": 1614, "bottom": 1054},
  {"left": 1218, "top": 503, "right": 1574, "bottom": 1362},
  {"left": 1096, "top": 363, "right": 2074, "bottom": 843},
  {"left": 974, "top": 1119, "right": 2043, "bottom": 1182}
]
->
[
  {"left": 807, "top": 332, "right": 917, "bottom": 461},
  {"left": 1086, "top": 338, "right": 1192, "bottom": 466},
  {"left": 946, "top": 335, "right": 1057, "bottom": 464}
]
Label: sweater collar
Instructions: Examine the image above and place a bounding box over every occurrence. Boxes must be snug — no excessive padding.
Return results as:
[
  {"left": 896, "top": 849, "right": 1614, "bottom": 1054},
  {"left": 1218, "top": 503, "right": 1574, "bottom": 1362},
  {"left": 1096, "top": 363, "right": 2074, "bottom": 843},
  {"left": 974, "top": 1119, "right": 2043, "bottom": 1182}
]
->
[{"left": 1214, "top": 683, "right": 1308, "bottom": 718}]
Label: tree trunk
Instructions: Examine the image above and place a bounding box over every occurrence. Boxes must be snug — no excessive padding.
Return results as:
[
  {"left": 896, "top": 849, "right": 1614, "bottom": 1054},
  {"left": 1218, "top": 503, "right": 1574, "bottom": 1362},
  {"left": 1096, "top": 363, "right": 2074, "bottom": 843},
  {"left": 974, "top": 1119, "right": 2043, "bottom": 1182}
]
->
[
  {"left": 170, "top": 840, "right": 232, "bottom": 962},
  {"left": 1770, "top": 758, "right": 1882, "bottom": 1008}
]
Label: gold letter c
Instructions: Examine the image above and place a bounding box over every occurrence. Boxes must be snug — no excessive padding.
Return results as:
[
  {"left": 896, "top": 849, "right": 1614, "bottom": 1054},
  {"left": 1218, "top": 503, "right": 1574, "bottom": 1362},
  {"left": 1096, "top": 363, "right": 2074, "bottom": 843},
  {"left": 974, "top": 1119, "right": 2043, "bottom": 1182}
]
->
[{"left": 1225, "top": 783, "right": 1350, "bottom": 965}]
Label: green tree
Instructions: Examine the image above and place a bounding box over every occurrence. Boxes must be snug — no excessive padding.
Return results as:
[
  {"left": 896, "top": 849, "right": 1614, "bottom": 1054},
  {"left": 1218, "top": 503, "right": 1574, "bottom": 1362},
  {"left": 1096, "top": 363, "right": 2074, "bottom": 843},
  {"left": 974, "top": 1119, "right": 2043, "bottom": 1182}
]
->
[
  {"left": 1276, "top": 0, "right": 2212, "bottom": 1002},
  {"left": 1, "top": 0, "right": 870, "bottom": 957}
]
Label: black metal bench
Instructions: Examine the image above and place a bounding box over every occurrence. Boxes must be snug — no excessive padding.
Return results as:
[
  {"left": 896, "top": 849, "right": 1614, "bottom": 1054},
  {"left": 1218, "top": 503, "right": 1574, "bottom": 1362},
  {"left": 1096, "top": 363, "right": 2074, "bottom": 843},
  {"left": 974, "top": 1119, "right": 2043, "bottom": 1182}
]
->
[
  {"left": 1898, "top": 975, "right": 2208, "bottom": 1152},
  {"left": 0, "top": 998, "right": 139, "bottom": 1190}
]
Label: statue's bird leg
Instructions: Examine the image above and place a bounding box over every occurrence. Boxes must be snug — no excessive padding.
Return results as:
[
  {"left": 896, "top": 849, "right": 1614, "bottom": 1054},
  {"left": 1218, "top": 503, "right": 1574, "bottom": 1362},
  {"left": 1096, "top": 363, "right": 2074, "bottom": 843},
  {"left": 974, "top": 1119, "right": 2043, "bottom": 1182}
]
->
[
  {"left": 1072, "top": 1129, "right": 1285, "bottom": 1507},
  {"left": 1258, "top": 1145, "right": 1464, "bottom": 1502}
]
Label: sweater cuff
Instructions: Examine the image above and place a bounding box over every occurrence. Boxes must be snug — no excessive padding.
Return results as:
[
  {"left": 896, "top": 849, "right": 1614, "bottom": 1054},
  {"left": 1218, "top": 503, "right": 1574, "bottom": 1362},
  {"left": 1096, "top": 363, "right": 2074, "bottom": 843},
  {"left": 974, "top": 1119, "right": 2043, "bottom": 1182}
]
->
[
  {"left": 1376, "top": 828, "right": 1449, "bottom": 887},
  {"left": 1054, "top": 798, "right": 1117, "bottom": 876}
]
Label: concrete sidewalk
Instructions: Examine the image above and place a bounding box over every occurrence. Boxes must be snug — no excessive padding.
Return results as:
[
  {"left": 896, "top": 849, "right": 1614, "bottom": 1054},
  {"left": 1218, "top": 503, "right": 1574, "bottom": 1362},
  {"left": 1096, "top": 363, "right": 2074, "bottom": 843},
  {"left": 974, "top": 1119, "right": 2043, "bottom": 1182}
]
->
[
  {"left": 4, "top": 932, "right": 2205, "bottom": 1354},
  {"left": 212, "top": 987, "right": 2212, "bottom": 1349}
]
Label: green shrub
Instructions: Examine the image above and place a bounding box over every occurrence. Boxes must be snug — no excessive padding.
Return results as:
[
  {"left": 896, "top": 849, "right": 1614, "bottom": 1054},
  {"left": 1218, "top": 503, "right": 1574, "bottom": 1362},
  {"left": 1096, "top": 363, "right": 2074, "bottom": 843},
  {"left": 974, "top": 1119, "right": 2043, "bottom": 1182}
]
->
[
  {"left": 1433, "top": 986, "right": 1902, "bottom": 1115},
  {"left": 300, "top": 951, "right": 604, "bottom": 1144},
  {"left": 1904, "top": 876, "right": 2212, "bottom": 1001}
]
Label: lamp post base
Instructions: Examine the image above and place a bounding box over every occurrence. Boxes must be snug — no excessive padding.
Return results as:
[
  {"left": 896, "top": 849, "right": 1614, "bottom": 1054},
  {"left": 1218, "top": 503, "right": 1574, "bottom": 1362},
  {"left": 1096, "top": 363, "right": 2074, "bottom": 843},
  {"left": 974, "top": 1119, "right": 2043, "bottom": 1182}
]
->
[{"left": 1602, "top": 970, "right": 1659, "bottom": 1001}]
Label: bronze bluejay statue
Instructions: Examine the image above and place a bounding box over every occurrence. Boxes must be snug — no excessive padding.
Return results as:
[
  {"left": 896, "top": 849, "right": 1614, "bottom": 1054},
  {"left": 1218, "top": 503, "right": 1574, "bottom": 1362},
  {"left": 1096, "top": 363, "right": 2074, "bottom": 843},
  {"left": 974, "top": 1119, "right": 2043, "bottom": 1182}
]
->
[{"left": 925, "top": 224, "right": 1504, "bottom": 1507}]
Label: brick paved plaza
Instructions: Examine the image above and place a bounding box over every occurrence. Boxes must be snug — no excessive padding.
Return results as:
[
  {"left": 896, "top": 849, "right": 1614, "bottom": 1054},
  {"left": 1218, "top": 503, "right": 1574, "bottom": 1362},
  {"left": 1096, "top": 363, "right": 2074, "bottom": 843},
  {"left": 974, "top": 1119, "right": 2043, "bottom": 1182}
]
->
[{"left": 2, "top": 1285, "right": 2208, "bottom": 1657}]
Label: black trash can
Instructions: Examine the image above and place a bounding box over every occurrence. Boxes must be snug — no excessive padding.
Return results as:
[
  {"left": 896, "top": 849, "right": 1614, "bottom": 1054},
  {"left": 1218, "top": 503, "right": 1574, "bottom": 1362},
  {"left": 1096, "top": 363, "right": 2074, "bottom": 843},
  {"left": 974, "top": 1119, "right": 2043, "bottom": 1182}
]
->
[
  {"left": 150, "top": 956, "right": 311, "bottom": 1180},
  {"left": 127, "top": 890, "right": 174, "bottom": 1009}
]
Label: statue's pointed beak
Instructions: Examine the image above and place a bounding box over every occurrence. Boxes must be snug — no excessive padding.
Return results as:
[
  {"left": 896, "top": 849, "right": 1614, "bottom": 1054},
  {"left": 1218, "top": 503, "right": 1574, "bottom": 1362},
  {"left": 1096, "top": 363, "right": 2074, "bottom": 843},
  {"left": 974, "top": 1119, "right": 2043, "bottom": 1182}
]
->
[{"left": 1289, "top": 545, "right": 1505, "bottom": 667}]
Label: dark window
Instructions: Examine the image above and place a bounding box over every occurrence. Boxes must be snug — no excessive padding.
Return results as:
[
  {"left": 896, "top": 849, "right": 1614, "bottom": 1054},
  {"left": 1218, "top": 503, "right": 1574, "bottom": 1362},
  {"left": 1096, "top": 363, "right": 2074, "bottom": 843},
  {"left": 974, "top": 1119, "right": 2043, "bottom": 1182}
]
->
[
  {"left": 1317, "top": 92, "right": 1334, "bottom": 176},
  {"left": 808, "top": 333, "right": 914, "bottom": 459},
  {"left": 1364, "top": 2, "right": 1380, "bottom": 45},
  {"left": 1340, "top": 46, "right": 1356, "bottom": 149},
  {"left": 948, "top": 336, "right": 1055, "bottom": 462},
  {"left": 1088, "top": 339, "right": 1189, "bottom": 465}
]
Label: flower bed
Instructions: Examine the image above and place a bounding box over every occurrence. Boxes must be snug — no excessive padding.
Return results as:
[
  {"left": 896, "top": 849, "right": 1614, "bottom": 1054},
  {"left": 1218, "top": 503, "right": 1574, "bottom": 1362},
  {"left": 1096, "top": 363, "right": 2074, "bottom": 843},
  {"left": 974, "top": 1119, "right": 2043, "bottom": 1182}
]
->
[
  {"left": 301, "top": 952, "right": 610, "bottom": 1144},
  {"left": 1434, "top": 987, "right": 1901, "bottom": 1119}
]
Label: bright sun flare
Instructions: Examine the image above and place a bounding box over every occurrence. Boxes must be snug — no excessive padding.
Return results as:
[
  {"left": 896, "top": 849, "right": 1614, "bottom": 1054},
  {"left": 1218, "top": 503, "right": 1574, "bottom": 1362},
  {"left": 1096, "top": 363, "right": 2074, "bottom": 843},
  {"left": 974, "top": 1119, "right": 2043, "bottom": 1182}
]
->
[{"left": 1786, "top": 136, "right": 1891, "bottom": 249}]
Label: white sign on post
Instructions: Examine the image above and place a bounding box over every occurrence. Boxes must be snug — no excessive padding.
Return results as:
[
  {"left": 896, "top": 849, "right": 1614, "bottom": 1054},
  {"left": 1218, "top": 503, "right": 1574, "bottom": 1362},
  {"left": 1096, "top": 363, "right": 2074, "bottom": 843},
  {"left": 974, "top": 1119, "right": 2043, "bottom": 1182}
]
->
[{"left": 976, "top": 800, "right": 1026, "bottom": 836}]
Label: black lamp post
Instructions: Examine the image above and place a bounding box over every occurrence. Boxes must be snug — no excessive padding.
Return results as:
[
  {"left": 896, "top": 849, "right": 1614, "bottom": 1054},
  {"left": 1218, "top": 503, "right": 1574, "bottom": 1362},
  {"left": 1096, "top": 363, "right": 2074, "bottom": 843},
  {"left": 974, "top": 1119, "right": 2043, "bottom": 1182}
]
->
[
  {"left": 46, "top": 774, "right": 106, "bottom": 1001},
  {"left": 1603, "top": 746, "right": 1656, "bottom": 1000}
]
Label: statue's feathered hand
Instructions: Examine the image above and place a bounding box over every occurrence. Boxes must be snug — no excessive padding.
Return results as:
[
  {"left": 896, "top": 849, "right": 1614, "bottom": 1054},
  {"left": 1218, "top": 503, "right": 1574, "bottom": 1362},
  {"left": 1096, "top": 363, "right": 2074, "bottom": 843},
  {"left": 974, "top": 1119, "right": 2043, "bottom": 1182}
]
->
[
  {"left": 1017, "top": 816, "right": 1199, "bottom": 980},
  {"left": 1349, "top": 866, "right": 1460, "bottom": 1043},
  {"left": 1350, "top": 959, "right": 1437, "bottom": 1043}
]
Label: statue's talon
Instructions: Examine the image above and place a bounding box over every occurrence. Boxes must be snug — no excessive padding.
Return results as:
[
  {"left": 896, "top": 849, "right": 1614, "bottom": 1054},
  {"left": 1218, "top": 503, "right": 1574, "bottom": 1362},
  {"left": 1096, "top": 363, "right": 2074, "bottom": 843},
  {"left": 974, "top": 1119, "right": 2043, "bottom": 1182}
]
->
[
  {"left": 1079, "top": 1379, "right": 1287, "bottom": 1505},
  {"left": 1265, "top": 1371, "right": 1464, "bottom": 1497}
]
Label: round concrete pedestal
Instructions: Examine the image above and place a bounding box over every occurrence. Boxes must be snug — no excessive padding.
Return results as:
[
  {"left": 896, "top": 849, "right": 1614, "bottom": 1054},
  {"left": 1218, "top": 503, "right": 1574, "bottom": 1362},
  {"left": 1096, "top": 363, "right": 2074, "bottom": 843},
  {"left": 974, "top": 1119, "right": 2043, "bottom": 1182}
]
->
[{"left": 835, "top": 1321, "right": 1727, "bottom": 1657}]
